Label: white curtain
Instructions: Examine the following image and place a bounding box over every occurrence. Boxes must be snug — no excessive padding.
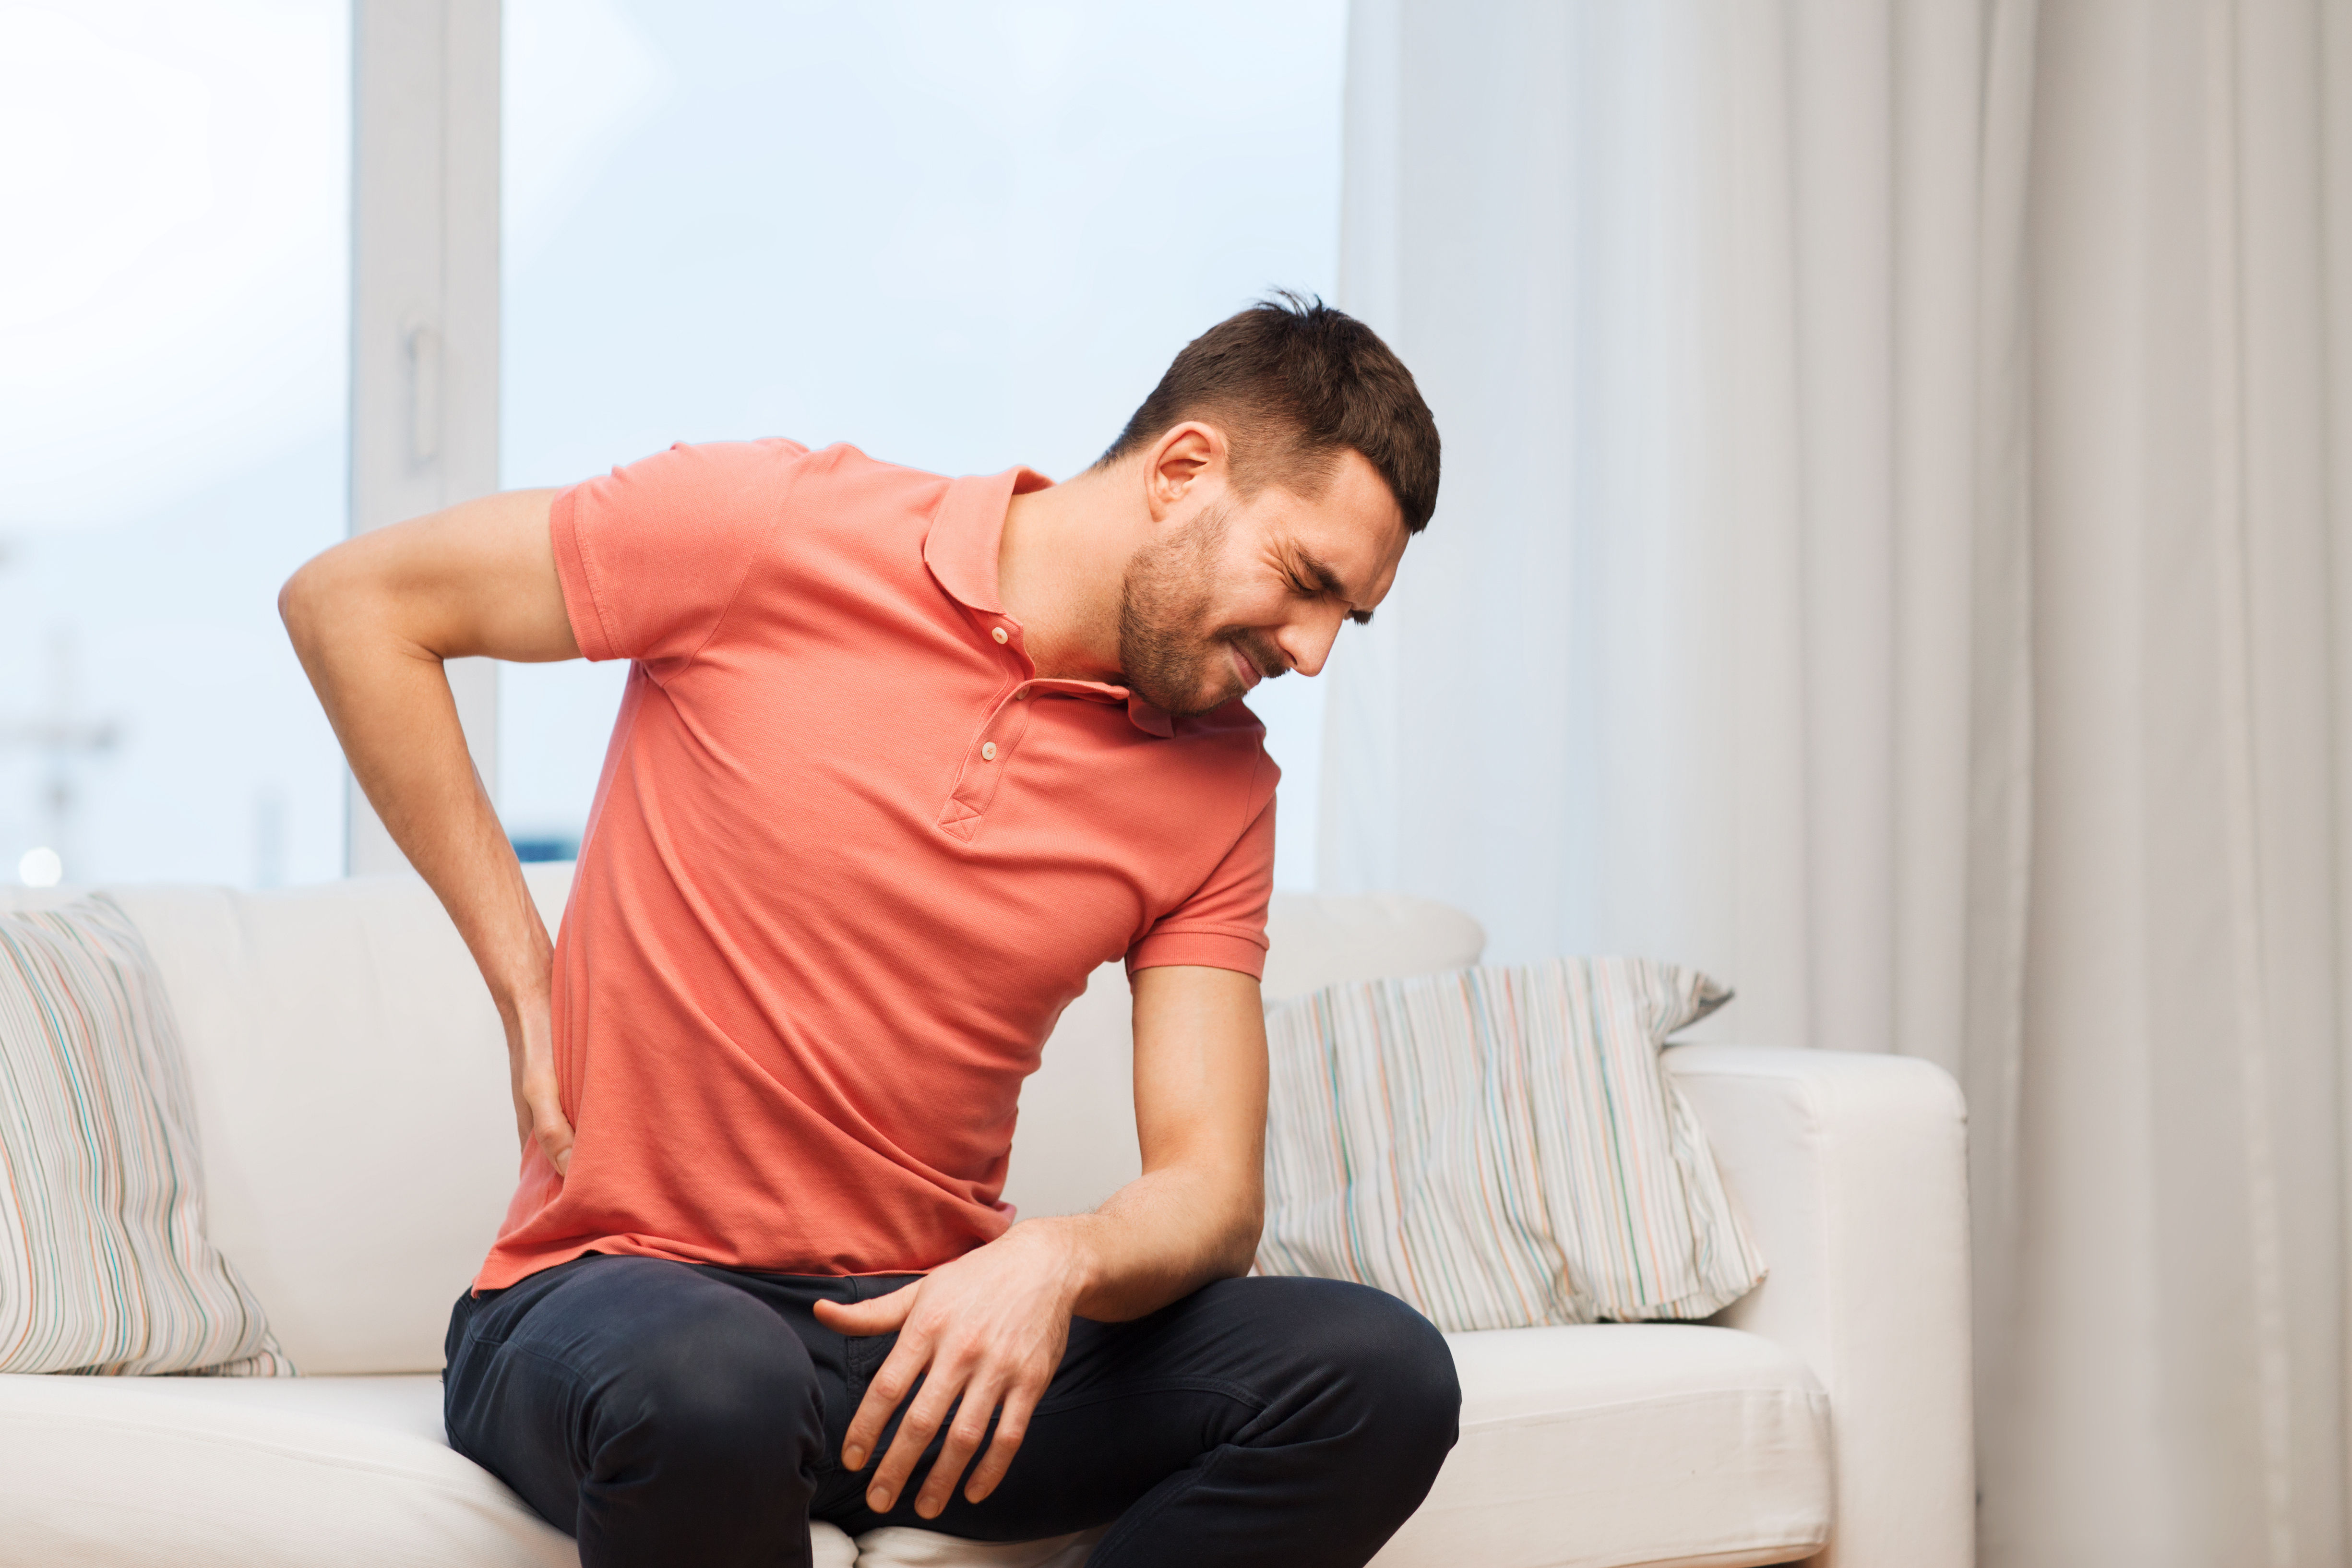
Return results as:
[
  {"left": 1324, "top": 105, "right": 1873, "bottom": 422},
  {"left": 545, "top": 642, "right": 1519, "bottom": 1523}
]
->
[{"left": 1324, "top": 1, "right": 2352, "bottom": 1562}]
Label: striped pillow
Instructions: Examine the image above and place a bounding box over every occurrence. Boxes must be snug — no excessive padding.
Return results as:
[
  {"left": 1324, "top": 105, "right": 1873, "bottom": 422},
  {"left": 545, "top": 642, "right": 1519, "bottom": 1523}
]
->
[
  {"left": 0, "top": 895, "right": 291, "bottom": 1375},
  {"left": 1258, "top": 956, "right": 1765, "bottom": 1332}
]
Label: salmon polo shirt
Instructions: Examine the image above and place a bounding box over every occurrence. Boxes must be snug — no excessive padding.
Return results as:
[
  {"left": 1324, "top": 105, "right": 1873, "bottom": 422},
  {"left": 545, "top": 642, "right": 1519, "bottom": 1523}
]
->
[{"left": 474, "top": 439, "right": 1279, "bottom": 1291}]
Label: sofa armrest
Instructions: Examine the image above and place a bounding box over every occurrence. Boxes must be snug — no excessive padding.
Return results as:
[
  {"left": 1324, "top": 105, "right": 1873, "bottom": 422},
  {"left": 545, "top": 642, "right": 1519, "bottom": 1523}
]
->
[{"left": 1664, "top": 1045, "right": 1973, "bottom": 1568}]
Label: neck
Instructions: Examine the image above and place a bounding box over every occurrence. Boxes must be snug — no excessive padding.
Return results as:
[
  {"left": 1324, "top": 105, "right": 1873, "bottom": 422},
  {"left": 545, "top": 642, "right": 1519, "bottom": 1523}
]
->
[{"left": 998, "top": 461, "right": 1141, "bottom": 683}]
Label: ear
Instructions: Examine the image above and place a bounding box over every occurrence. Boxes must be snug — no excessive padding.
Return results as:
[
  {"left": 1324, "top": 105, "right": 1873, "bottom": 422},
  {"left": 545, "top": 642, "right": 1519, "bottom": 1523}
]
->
[{"left": 1145, "top": 422, "right": 1225, "bottom": 524}]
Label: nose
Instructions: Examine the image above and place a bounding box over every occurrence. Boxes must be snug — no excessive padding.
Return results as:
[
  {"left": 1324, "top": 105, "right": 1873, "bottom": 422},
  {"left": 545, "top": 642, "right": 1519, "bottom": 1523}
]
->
[{"left": 1276, "top": 605, "right": 1347, "bottom": 679}]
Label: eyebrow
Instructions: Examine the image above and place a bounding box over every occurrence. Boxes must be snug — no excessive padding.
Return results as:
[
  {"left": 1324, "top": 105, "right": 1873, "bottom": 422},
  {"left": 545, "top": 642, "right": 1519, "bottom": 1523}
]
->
[{"left": 1296, "top": 549, "right": 1375, "bottom": 626}]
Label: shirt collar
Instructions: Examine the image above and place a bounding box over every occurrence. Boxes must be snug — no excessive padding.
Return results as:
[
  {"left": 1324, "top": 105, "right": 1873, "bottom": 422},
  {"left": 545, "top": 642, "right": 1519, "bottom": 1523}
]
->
[
  {"left": 922, "top": 466, "right": 1047, "bottom": 615},
  {"left": 923, "top": 466, "right": 1176, "bottom": 739}
]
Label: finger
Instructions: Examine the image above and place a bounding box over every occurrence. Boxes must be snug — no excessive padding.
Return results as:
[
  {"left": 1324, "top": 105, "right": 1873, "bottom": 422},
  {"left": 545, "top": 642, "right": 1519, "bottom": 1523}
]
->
[
  {"left": 508, "top": 1068, "right": 538, "bottom": 1153},
  {"left": 527, "top": 1087, "right": 575, "bottom": 1175},
  {"left": 867, "top": 1353, "right": 967, "bottom": 1513},
  {"left": 916, "top": 1374, "right": 1003, "bottom": 1518},
  {"left": 839, "top": 1319, "right": 932, "bottom": 1474},
  {"left": 812, "top": 1288, "right": 917, "bottom": 1339},
  {"left": 960, "top": 1380, "right": 1041, "bottom": 1506}
]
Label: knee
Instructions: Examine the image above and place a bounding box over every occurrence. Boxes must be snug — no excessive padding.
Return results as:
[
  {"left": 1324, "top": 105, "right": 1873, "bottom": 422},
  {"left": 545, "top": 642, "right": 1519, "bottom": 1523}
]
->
[
  {"left": 594, "top": 1290, "right": 822, "bottom": 1482},
  {"left": 1299, "top": 1281, "right": 1461, "bottom": 1465}
]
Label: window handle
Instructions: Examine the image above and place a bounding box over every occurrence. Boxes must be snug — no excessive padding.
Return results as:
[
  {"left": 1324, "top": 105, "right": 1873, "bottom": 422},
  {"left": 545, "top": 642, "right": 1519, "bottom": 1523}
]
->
[{"left": 403, "top": 311, "right": 441, "bottom": 467}]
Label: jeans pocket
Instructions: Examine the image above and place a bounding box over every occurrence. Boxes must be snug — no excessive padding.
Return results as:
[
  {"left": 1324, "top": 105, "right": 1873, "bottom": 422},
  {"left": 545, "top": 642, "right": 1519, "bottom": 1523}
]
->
[{"left": 445, "top": 1284, "right": 515, "bottom": 1367}]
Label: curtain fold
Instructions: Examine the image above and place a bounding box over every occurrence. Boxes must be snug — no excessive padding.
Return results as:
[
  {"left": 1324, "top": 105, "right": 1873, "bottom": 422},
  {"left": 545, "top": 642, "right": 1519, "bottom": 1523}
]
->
[
  {"left": 1326, "top": 1, "right": 2351, "bottom": 1561},
  {"left": 2006, "top": 5, "right": 2344, "bottom": 1561}
]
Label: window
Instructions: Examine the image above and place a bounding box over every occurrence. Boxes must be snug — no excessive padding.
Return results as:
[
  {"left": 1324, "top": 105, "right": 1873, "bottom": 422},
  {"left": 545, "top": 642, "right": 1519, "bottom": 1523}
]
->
[
  {"left": 0, "top": 2, "right": 350, "bottom": 889},
  {"left": 498, "top": 0, "right": 1345, "bottom": 886}
]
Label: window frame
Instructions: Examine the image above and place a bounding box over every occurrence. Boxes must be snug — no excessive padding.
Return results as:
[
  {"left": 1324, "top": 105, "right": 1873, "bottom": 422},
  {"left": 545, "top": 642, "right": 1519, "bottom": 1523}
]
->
[{"left": 346, "top": 0, "right": 502, "bottom": 874}]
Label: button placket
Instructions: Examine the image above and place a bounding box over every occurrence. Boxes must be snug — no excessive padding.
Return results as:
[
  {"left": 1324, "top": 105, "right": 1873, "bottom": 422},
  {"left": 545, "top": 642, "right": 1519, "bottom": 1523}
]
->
[
  {"left": 936, "top": 611, "right": 1082, "bottom": 840},
  {"left": 935, "top": 685, "right": 1039, "bottom": 839}
]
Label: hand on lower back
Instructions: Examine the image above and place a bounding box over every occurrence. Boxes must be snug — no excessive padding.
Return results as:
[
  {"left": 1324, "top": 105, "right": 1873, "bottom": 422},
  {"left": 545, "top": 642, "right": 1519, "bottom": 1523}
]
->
[
  {"left": 506, "top": 988, "right": 574, "bottom": 1177},
  {"left": 814, "top": 1221, "right": 1088, "bottom": 1517}
]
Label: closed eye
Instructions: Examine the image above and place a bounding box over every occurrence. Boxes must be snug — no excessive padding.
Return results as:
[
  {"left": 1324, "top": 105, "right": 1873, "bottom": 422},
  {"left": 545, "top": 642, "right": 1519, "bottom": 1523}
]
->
[{"left": 1289, "top": 552, "right": 1374, "bottom": 626}]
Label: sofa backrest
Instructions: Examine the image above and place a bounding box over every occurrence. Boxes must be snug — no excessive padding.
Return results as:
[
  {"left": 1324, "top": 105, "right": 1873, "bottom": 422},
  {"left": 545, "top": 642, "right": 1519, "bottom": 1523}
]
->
[{"left": 1, "top": 868, "right": 1482, "bottom": 1373}]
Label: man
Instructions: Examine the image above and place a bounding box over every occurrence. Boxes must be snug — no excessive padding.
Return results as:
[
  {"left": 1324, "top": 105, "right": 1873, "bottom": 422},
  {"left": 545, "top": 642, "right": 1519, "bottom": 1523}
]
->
[{"left": 282, "top": 295, "right": 1456, "bottom": 1568}]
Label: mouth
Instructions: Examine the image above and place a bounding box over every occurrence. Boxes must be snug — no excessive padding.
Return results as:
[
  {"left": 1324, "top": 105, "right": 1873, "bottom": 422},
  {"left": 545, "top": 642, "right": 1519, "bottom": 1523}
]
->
[{"left": 1226, "top": 641, "right": 1263, "bottom": 693}]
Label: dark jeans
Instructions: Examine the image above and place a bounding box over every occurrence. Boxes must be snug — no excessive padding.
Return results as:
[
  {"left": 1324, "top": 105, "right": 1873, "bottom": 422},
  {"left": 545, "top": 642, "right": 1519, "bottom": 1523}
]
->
[{"left": 442, "top": 1254, "right": 1459, "bottom": 1568}]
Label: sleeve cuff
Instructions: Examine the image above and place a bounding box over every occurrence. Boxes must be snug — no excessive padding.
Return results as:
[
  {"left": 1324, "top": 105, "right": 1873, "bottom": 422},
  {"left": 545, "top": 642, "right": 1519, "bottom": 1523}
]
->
[
  {"left": 549, "top": 483, "right": 616, "bottom": 662},
  {"left": 1125, "top": 929, "right": 1269, "bottom": 981}
]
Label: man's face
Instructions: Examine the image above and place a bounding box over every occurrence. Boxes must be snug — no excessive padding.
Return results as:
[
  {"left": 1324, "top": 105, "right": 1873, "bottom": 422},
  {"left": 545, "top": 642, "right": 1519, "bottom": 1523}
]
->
[{"left": 1116, "top": 448, "right": 1410, "bottom": 716}]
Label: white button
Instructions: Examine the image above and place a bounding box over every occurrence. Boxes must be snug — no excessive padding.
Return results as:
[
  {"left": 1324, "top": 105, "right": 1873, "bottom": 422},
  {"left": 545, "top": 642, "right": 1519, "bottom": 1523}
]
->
[
  {"left": 991, "top": 626, "right": 1009, "bottom": 645},
  {"left": 1015, "top": 687, "right": 1029, "bottom": 700},
  {"left": 981, "top": 741, "right": 999, "bottom": 761}
]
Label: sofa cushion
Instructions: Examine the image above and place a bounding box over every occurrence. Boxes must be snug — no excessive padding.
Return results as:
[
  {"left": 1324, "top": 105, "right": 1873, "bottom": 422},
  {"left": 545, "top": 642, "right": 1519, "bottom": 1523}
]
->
[
  {"left": 0, "top": 1323, "right": 1827, "bottom": 1568},
  {"left": 0, "top": 1371, "right": 858, "bottom": 1567},
  {"left": 1, "top": 874, "right": 563, "bottom": 1375},
  {"left": 1257, "top": 891, "right": 1489, "bottom": 1005},
  {"left": 0, "top": 1372, "right": 581, "bottom": 1568},
  {"left": 854, "top": 1526, "right": 1103, "bottom": 1566},
  {"left": 0, "top": 896, "right": 289, "bottom": 1374},
  {"left": 1378, "top": 1324, "right": 1831, "bottom": 1568},
  {"left": 57, "top": 873, "right": 576, "bottom": 1375},
  {"left": 1260, "top": 958, "right": 1766, "bottom": 1331}
]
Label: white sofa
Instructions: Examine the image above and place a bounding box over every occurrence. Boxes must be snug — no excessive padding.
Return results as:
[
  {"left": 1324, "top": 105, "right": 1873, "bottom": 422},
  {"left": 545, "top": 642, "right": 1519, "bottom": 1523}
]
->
[{"left": 0, "top": 866, "right": 1972, "bottom": 1568}]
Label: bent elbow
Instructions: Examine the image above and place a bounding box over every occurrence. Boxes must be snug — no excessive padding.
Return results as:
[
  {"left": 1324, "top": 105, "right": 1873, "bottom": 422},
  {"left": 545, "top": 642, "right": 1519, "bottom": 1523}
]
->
[
  {"left": 278, "top": 561, "right": 314, "bottom": 639},
  {"left": 278, "top": 553, "right": 340, "bottom": 662}
]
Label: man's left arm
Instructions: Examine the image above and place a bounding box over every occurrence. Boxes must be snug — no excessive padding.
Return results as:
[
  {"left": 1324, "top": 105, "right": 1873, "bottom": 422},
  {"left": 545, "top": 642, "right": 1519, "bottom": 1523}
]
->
[{"left": 813, "top": 962, "right": 1268, "bottom": 1518}]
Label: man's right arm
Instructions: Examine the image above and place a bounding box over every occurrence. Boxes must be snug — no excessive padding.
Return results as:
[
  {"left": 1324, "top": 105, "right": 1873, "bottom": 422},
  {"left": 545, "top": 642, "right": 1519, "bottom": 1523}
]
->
[{"left": 278, "top": 488, "right": 583, "bottom": 1174}]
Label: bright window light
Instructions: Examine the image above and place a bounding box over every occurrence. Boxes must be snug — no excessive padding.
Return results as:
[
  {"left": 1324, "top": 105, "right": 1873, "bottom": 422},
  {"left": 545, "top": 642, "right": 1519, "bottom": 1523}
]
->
[{"left": 0, "top": 1, "right": 350, "bottom": 888}]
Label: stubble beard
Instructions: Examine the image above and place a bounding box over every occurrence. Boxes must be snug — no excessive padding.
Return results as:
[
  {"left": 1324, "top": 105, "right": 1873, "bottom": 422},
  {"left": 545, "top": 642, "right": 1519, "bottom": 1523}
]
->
[{"left": 1114, "top": 502, "right": 1283, "bottom": 717}]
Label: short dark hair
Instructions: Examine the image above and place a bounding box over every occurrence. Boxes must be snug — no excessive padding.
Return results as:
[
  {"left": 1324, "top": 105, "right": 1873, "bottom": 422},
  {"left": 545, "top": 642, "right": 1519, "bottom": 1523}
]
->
[{"left": 1096, "top": 291, "right": 1441, "bottom": 534}]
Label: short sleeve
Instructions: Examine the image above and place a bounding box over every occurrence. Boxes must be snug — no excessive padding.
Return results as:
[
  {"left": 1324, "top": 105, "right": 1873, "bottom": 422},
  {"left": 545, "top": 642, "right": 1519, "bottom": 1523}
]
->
[
  {"left": 1127, "top": 768, "right": 1277, "bottom": 980},
  {"left": 551, "top": 438, "right": 809, "bottom": 672}
]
